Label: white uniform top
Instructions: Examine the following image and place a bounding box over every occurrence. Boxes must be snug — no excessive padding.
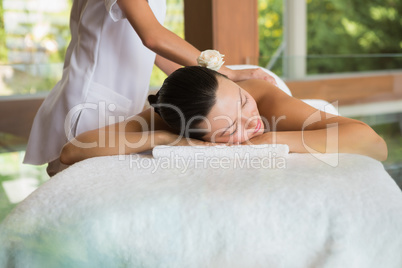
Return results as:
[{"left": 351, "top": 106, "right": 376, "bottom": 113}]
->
[{"left": 24, "top": 0, "right": 166, "bottom": 165}]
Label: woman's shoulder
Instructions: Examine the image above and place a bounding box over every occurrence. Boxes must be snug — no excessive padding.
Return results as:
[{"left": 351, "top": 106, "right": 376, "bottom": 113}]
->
[{"left": 236, "top": 79, "right": 286, "bottom": 102}]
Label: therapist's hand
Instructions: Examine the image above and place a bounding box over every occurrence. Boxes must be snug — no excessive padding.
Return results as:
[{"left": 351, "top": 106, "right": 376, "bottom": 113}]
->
[{"left": 220, "top": 66, "right": 278, "bottom": 86}]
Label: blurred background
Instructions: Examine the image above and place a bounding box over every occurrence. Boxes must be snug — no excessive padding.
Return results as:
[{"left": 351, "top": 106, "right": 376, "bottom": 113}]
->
[{"left": 0, "top": 0, "right": 401, "bottom": 222}]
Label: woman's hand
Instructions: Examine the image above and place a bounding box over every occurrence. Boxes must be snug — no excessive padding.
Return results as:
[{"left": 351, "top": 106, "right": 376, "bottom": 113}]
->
[{"left": 220, "top": 66, "right": 278, "bottom": 86}]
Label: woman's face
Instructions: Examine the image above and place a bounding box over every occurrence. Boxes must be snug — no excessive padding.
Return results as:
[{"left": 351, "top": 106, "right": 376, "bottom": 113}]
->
[{"left": 198, "top": 76, "right": 265, "bottom": 144}]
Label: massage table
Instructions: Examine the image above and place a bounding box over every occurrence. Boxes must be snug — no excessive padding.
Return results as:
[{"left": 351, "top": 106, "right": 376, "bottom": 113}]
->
[
  {"left": 1, "top": 66, "right": 402, "bottom": 267},
  {"left": 1, "top": 151, "right": 402, "bottom": 267}
]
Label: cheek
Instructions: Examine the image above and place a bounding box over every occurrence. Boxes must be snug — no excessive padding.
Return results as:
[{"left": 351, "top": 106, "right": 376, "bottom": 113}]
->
[
  {"left": 251, "top": 101, "right": 260, "bottom": 116},
  {"left": 246, "top": 95, "right": 259, "bottom": 114},
  {"left": 230, "top": 129, "right": 249, "bottom": 144},
  {"left": 236, "top": 124, "right": 263, "bottom": 143}
]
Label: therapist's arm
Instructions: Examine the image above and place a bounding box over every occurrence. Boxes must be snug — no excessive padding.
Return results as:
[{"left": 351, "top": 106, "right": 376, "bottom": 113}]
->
[
  {"left": 116, "top": 0, "right": 276, "bottom": 83},
  {"left": 155, "top": 54, "right": 181, "bottom": 76},
  {"left": 117, "top": 0, "right": 198, "bottom": 66}
]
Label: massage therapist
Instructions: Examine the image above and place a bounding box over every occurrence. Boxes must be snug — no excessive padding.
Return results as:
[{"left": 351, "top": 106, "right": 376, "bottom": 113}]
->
[{"left": 24, "top": 0, "right": 275, "bottom": 176}]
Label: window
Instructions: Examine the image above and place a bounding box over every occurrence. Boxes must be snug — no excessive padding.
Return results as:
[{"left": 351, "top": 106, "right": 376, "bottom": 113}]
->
[
  {"left": 258, "top": 0, "right": 402, "bottom": 77},
  {"left": 0, "top": 0, "right": 185, "bottom": 96},
  {"left": 0, "top": 0, "right": 72, "bottom": 96}
]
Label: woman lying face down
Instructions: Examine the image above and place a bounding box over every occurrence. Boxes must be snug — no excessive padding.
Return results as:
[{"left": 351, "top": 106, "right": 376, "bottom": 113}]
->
[
  {"left": 148, "top": 67, "right": 264, "bottom": 144},
  {"left": 60, "top": 66, "right": 388, "bottom": 166}
]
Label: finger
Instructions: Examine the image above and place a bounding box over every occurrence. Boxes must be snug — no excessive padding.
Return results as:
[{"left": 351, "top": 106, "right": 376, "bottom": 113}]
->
[{"left": 267, "top": 76, "right": 278, "bottom": 87}]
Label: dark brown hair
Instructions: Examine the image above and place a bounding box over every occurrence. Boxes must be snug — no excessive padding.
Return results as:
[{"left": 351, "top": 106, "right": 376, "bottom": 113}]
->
[{"left": 148, "top": 66, "right": 226, "bottom": 139}]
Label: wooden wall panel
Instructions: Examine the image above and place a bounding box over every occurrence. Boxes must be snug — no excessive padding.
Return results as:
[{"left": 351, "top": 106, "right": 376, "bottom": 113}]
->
[
  {"left": 286, "top": 72, "right": 402, "bottom": 105},
  {"left": 183, "top": 0, "right": 213, "bottom": 51},
  {"left": 212, "top": 0, "right": 259, "bottom": 65},
  {"left": 184, "top": 0, "right": 259, "bottom": 65},
  {"left": 0, "top": 98, "right": 43, "bottom": 140}
]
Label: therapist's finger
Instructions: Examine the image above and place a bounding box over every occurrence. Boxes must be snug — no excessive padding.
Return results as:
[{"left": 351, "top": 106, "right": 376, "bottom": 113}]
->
[
  {"left": 253, "top": 69, "right": 278, "bottom": 87},
  {"left": 264, "top": 74, "right": 278, "bottom": 87}
]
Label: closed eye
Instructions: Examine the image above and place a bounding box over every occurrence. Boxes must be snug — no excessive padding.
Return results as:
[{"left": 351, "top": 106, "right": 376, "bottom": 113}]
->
[
  {"left": 229, "top": 125, "right": 238, "bottom": 136},
  {"left": 243, "top": 95, "right": 248, "bottom": 107},
  {"left": 229, "top": 95, "right": 248, "bottom": 136},
  {"left": 222, "top": 90, "right": 249, "bottom": 137}
]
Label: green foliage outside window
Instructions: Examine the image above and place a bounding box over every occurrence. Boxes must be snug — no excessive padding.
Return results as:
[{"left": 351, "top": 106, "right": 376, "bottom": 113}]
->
[
  {"left": 258, "top": 0, "right": 283, "bottom": 75},
  {"left": 0, "top": 0, "right": 6, "bottom": 62},
  {"left": 0, "top": 0, "right": 72, "bottom": 95},
  {"left": 149, "top": 0, "right": 184, "bottom": 88},
  {"left": 258, "top": 0, "right": 402, "bottom": 75}
]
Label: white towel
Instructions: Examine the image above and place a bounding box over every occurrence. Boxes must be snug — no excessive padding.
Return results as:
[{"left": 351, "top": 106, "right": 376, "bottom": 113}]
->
[
  {"left": 152, "top": 144, "right": 289, "bottom": 159},
  {"left": 2, "top": 154, "right": 401, "bottom": 268}
]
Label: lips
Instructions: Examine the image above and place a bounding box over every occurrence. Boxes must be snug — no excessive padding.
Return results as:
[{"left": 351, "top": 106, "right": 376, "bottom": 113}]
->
[{"left": 253, "top": 119, "right": 261, "bottom": 133}]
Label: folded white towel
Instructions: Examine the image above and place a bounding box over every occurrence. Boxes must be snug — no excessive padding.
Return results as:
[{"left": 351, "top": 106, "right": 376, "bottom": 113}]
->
[{"left": 152, "top": 144, "right": 289, "bottom": 159}]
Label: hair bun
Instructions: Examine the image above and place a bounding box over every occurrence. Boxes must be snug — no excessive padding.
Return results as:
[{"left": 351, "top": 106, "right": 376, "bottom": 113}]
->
[
  {"left": 148, "top": 91, "right": 161, "bottom": 116},
  {"left": 147, "top": 94, "right": 157, "bottom": 105}
]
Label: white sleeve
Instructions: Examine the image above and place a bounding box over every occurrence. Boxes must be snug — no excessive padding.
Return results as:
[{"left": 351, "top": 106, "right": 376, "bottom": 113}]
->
[{"left": 104, "top": 0, "right": 126, "bottom": 21}]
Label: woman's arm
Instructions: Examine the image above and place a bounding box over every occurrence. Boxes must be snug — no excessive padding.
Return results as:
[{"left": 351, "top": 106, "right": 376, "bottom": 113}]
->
[
  {"left": 117, "top": 0, "right": 198, "bottom": 66},
  {"left": 60, "top": 109, "right": 167, "bottom": 165},
  {"left": 246, "top": 122, "right": 387, "bottom": 161},
  {"left": 60, "top": 109, "right": 215, "bottom": 165},
  {"left": 60, "top": 129, "right": 166, "bottom": 165},
  {"left": 241, "top": 80, "right": 388, "bottom": 161},
  {"left": 116, "top": 0, "right": 275, "bottom": 82},
  {"left": 155, "top": 54, "right": 181, "bottom": 76}
]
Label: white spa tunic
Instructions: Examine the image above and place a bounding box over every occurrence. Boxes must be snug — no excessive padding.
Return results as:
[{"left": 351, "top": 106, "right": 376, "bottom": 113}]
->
[{"left": 24, "top": 0, "right": 166, "bottom": 165}]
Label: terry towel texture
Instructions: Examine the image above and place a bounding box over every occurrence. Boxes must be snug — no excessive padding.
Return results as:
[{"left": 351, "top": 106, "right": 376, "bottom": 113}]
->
[
  {"left": 152, "top": 144, "right": 289, "bottom": 159},
  {"left": 1, "top": 153, "right": 402, "bottom": 268}
]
